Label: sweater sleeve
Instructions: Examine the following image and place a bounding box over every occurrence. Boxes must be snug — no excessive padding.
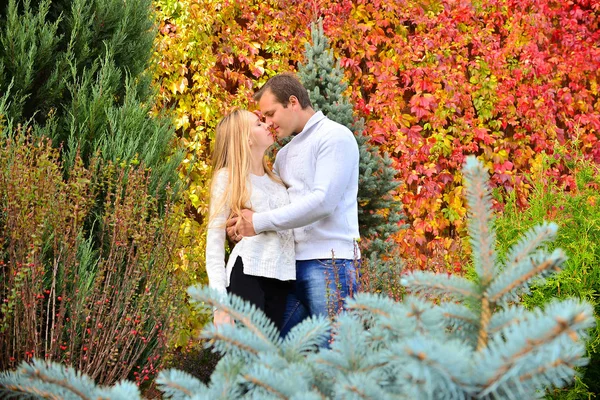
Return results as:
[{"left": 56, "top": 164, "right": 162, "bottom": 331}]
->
[
  {"left": 253, "top": 128, "right": 358, "bottom": 233},
  {"left": 205, "top": 169, "right": 230, "bottom": 297}
]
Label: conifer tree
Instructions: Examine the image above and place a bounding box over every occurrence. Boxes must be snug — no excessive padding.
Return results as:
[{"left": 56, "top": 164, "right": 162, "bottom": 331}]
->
[
  {"left": 297, "top": 21, "right": 406, "bottom": 265},
  {"left": 0, "top": 0, "right": 185, "bottom": 384},
  {"left": 0, "top": 0, "right": 182, "bottom": 196},
  {"left": 1, "top": 156, "right": 594, "bottom": 399}
]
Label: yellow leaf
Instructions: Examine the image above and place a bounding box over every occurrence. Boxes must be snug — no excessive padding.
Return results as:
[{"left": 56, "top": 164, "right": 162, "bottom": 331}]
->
[
  {"left": 178, "top": 77, "right": 188, "bottom": 93},
  {"left": 175, "top": 114, "right": 190, "bottom": 129},
  {"left": 189, "top": 193, "right": 201, "bottom": 208}
]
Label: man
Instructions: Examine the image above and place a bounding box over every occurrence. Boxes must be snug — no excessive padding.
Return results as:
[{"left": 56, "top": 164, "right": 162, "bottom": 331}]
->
[{"left": 227, "top": 73, "right": 361, "bottom": 338}]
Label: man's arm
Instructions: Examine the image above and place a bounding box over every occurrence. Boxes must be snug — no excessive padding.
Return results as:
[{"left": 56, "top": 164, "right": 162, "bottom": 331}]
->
[{"left": 253, "top": 129, "right": 358, "bottom": 233}]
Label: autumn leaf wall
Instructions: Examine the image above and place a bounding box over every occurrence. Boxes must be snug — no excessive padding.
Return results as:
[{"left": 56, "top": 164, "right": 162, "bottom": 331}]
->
[{"left": 153, "top": 0, "right": 600, "bottom": 273}]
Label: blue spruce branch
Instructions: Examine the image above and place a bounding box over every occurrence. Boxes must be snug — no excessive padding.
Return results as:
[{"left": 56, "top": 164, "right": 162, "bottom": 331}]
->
[
  {"left": 463, "top": 156, "right": 497, "bottom": 285},
  {"left": 154, "top": 369, "right": 208, "bottom": 399},
  {"left": 401, "top": 271, "right": 480, "bottom": 301},
  {"left": 487, "top": 249, "right": 566, "bottom": 305},
  {"left": 0, "top": 157, "right": 595, "bottom": 399}
]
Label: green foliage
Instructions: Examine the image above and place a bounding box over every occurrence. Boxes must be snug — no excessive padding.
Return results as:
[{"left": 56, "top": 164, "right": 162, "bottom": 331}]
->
[
  {"left": 0, "top": 0, "right": 182, "bottom": 198},
  {"left": 1, "top": 156, "right": 595, "bottom": 398},
  {"left": 298, "top": 21, "right": 406, "bottom": 269},
  {"left": 150, "top": 0, "right": 600, "bottom": 275},
  {"left": 1, "top": 358, "right": 143, "bottom": 399},
  {"left": 0, "top": 134, "right": 187, "bottom": 385},
  {"left": 151, "top": 0, "right": 312, "bottom": 298},
  {"left": 494, "top": 153, "right": 600, "bottom": 399},
  {"left": 0, "top": 0, "right": 188, "bottom": 385}
]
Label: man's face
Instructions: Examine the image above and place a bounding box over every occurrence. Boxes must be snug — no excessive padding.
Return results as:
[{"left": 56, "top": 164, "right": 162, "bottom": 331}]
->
[{"left": 258, "top": 89, "right": 296, "bottom": 139}]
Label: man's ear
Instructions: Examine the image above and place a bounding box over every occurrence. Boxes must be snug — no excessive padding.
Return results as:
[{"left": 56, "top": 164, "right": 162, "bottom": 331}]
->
[{"left": 289, "top": 95, "right": 300, "bottom": 108}]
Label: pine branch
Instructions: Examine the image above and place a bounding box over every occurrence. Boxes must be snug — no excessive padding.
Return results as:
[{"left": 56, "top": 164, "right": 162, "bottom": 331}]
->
[
  {"left": 462, "top": 156, "right": 498, "bottom": 353},
  {"left": 99, "top": 381, "right": 142, "bottom": 400},
  {"left": 346, "top": 293, "right": 397, "bottom": 319},
  {"left": 243, "top": 374, "right": 288, "bottom": 399},
  {"left": 26, "top": 370, "right": 91, "bottom": 400},
  {"left": 333, "top": 372, "right": 395, "bottom": 400},
  {"left": 188, "top": 286, "right": 280, "bottom": 354},
  {"left": 290, "top": 392, "right": 326, "bottom": 400},
  {"left": 313, "top": 357, "right": 388, "bottom": 376},
  {"left": 317, "top": 315, "right": 388, "bottom": 375},
  {"left": 440, "top": 303, "right": 478, "bottom": 327},
  {"left": 240, "top": 356, "right": 323, "bottom": 399},
  {"left": 401, "top": 271, "right": 480, "bottom": 301},
  {"left": 204, "top": 330, "right": 261, "bottom": 356},
  {"left": 386, "top": 338, "right": 474, "bottom": 396},
  {"left": 156, "top": 368, "right": 208, "bottom": 399},
  {"left": 205, "top": 354, "right": 246, "bottom": 399},
  {"left": 0, "top": 358, "right": 141, "bottom": 400},
  {"left": 463, "top": 156, "right": 497, "bottom": 285},
  {"left": 503, "top": 222, "right": 558, "bottom": 270},
  {"left": 488, "top": 250, "right": 565, "bottom": 304},
  {"left": 488, "top": 305, "right": 528, "bottom": 336},
  {"left": 477, "top": 299, "right": 595, "bottom": 396},
  {"left": 281, "top": 316, "right": 331, "bottom": 356},
  {"left": 476, "top": 296, "right": 492, "bottom": 352},
  {"left": 439, "top": 303, "right": 480, "bottom": 344},
  {"left": 0, "top": 384, "right": 62, "bottom": 400}
]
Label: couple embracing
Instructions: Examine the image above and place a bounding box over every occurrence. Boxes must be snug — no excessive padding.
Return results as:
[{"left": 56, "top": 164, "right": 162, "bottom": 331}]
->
[{"left": 205, "top": 73, "right": 360, "bottom": 343}]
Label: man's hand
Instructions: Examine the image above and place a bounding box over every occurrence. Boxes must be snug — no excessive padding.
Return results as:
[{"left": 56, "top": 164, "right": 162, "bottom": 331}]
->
[{"left": 226, "top": 209, "right": 257, "bottom": 242}]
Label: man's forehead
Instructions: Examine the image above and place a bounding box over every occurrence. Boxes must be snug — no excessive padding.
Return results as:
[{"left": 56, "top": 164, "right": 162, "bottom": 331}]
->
[{"left": 259, "top": 92, "right": 280, "bottom": 112}]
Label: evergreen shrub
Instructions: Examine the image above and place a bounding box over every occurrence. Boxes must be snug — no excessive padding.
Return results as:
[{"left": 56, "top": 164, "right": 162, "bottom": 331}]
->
[
  {"left": 296, "top": 22, "right": 406, "bottom": 298},
  {"left": 494, "top": 151, "right": 600, "bottom": 399},
  {"left": 0, "top": 156, "right": 595, "bottom": 399},
  {"left": 0, "top": 0, "right": 188, "bottom": 385},
  {"left": 0, "top": 133, "right": 186, "bottom": 385},
  {"left": 298, "top": 21, "right": 406, "bottom": 262},
  {"left": 0, "top": 0, "right": 182, "bottom": 197}
]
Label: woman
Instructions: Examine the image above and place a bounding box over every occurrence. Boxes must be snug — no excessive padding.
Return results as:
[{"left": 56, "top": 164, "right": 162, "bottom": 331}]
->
[{"left": 205, "top": 108, "right": 295, "bottom": 329}]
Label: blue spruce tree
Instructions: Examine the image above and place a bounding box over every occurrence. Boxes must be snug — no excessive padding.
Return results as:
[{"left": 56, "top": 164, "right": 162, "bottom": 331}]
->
[
  {"left": 297, "top": 22, "right": 406, "bottom": 272},
  {"left": 1, "top": 156, "right": 594, "bottom": 399}
]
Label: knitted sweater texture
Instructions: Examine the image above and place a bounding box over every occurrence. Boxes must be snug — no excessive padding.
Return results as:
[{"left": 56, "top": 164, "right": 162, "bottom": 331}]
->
[
  {"left": 205, "top": 169, "right": 295, "bottom": 297},
  {"left": 253, "top": 112, "right": 361, "bottom": 260}
]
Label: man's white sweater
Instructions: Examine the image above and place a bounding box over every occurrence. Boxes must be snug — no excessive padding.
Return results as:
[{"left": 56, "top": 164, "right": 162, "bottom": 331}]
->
[{"left": 253, "top": 111, "right": 361, "bottom": 260}]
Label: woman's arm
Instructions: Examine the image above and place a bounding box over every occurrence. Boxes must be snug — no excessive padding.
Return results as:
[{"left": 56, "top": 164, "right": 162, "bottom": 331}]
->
[{"left": 205, "top": 170, "right": 230, "bottom": 298}]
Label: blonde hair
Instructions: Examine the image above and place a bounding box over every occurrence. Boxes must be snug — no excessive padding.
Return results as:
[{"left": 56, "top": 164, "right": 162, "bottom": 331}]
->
[{"left": 209, "top": 108, "right": 280, "bottom": 230}]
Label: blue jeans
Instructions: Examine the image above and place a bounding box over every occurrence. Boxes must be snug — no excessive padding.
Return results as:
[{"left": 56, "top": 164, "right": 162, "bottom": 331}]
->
[{"left": 280, "top": 259, "right": 359, "bottom": 342}]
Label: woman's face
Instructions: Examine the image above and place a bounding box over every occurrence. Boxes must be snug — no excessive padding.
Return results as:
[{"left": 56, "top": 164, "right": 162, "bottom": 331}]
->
[{"left": 249, "top": 112, "right": 274, "bottom": 150}]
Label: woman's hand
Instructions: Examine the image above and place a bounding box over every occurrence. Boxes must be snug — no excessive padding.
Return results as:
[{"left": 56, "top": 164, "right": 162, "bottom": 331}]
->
[
  {"left": 226, "top": 209, "right": 256, "bottom": 241},
  {"left": 213, "top": 309, "right": 234, "bottom": 328}
]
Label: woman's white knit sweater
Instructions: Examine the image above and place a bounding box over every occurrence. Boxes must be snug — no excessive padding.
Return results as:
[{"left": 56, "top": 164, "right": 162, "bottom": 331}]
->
[{"left": 205, "top": 169, "right": 295, "bottom": 297}]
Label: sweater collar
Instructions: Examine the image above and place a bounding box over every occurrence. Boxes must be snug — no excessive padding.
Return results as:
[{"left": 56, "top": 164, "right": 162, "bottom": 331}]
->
[{"left": 295, "top": 111, "right": 326, "bottom": 138}]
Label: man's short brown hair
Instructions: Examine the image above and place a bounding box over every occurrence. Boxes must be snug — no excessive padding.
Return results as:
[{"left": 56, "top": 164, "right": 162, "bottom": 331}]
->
[{"left": 254, "top": 73, "right": 313, "bottom": 109}]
